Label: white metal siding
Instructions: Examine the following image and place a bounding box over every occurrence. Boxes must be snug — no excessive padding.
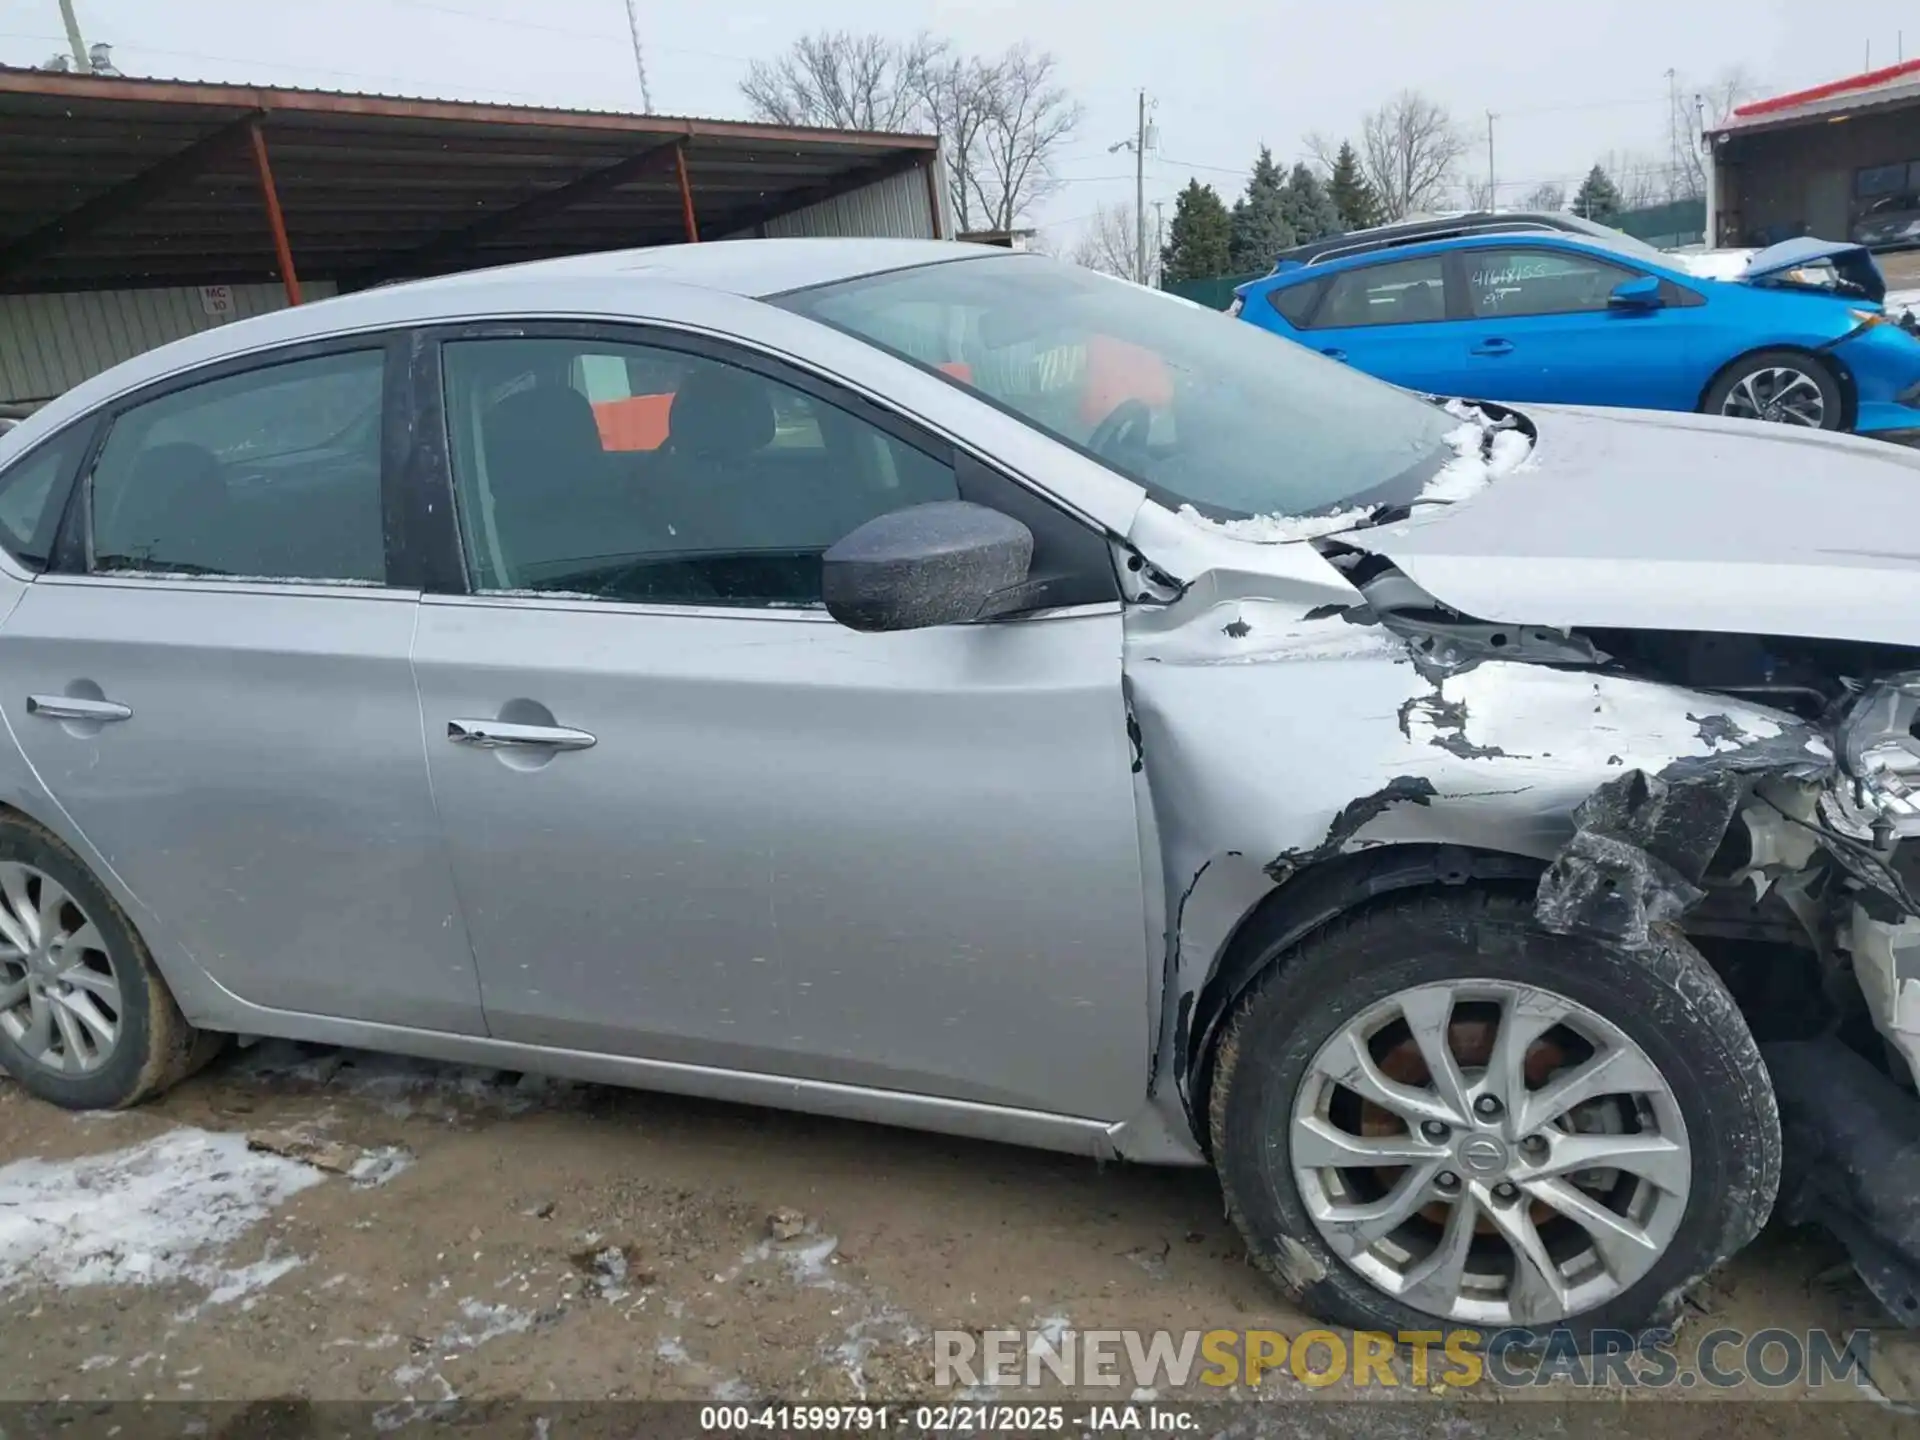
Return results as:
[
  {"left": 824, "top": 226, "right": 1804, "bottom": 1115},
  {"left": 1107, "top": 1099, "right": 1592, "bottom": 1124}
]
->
[
  {"left": 0, "top": 282, "right": 339, "bottom": 406},
  {"left": 729, "top": 162, "right": 943, "bottom": 242}
]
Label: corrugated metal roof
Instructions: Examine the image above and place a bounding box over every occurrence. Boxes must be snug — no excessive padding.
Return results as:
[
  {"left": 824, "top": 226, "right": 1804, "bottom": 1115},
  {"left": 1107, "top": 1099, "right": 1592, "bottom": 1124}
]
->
[
  {"left": 1716, "top": 60, "right": 1920, "bottom": 133},
  {"left": 0, "top": 68, "right": 940, "bottom": 292}
]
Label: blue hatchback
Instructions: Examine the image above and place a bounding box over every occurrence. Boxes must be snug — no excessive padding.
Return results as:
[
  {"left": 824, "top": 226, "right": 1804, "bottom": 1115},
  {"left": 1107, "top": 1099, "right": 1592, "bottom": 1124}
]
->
[{"left": 1234, "top": 231, "right": 1920, "bottom": 437}]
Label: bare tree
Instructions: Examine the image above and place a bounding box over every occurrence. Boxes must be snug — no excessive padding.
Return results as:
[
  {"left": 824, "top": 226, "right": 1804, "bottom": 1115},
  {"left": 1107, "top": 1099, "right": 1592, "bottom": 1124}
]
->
[
  {"left": 740, "top": 31, "right": 943, "bottom": 131},
  {"left": 958, "top": 45, "right": 1084, "bottom": 232},
  {"left": 1461, "top": 176, "right": 1496, "bottom": 211},
  {"left": 1359, "top": 92, "right": 1467, "bottom": 220},
  {"left": 1522, "top": 181, "right": 1566, "bottom": 212},
  {"left": 1071, "top": 202, "right": 1144, "bottom": 278},
  {"left": 1597, "top": 150, "right": 1667, "bottom": 211},
  {"left": 917, "top": 54, "right": 1002, "bottom": 232}
]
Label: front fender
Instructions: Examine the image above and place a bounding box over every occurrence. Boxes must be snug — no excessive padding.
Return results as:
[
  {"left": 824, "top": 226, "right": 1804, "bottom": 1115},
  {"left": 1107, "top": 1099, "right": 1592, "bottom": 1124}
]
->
[{"left": 1122, "top": 588, "right": 1831, "bottom": 1130}]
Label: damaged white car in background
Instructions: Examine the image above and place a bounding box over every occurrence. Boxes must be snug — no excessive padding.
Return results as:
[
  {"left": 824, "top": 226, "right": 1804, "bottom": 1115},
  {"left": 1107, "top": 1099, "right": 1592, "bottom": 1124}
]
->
[{"left": 7, "top": 241, "right": 1920, "bottom": 1352}]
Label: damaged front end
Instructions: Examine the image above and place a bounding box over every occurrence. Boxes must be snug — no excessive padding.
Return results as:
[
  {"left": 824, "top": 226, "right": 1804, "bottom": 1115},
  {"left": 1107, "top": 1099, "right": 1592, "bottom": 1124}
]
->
[
  {"left": 1124, "top": 499, "right": 1920, "bottom": 1323},
  {"left": 1382, "top": 560, "right": 1920, "bottom": 1326}
]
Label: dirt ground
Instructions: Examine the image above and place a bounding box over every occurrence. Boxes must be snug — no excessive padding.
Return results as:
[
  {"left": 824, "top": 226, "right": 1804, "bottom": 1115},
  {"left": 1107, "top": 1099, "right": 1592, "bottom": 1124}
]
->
[{"left": 3, "top": 1044, "right": 1919, "bottom": 1438}]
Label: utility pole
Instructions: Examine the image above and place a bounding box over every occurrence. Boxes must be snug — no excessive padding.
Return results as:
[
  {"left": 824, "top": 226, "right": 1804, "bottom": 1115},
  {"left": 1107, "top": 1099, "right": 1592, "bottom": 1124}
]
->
[
  {"left": 622, "top": 0, "right": 654, "bottom": 114},
  {"left": 1485, "top": 112, "right": 1497, "bottom": 211},
  {"left": 1107, "top": 91, "right": 1154, "bottom": 284},
  {"left": 58, "top": 0, "right": 91, "bottom": 73},
  {"left": 1135, "top": 91, "right": 1147, "bottom": 286}
]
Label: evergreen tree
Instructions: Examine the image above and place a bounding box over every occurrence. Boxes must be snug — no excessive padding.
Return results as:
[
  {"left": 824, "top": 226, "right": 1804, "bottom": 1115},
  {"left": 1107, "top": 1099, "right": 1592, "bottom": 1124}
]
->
[
  {"left": 1326, "top": 141, "right": 1380, "bottom": 232},
  {"left": 1161, "top": 179, "right": 1234, "bottom": 283},
  {"left": 1228, "top": 147, "right": 1295, "bottom": 274},
  {"left": 1282, "top": 163, "right": 1343, "bottom": 244},
  {"left": 1572, "top": 165, "right": 1624, "bottom": 224}
]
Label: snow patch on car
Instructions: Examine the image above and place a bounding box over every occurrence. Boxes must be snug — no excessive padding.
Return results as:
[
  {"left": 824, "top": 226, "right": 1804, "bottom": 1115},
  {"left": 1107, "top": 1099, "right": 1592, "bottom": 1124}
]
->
[
  {"left": 0, "top": 1128, "right": 321, "bottom": 1299},
  {"left": 1173, "top": 402, "right": 1530, "bottom": 543}
]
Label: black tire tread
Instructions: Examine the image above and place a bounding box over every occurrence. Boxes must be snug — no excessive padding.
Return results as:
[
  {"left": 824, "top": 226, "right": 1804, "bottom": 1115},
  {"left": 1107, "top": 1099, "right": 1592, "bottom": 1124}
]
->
[
  {"left": 0, "top": 810, "right": 220, "bottom": 1108},
  {"left": 1207, "top": 885, "right": 1779, "bottom": 1336}
]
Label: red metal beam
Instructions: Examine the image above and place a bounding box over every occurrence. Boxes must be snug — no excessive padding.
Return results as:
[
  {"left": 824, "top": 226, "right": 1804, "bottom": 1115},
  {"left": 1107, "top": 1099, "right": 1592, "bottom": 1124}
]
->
[
  {"left": 247, "top": 118, "right": 301, "bottom": 305},
  {"left": 674, "top": 142, "right": 700, "bottom": 243}
]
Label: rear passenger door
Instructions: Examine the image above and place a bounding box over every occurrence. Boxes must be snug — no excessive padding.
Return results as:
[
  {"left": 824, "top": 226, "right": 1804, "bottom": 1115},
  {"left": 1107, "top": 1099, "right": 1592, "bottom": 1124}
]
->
[
  {"left": 0, "top": 340, "right": 486, "bottom": 1033},
  {"left": 1289, "top": 254, "right": 1468, "bottom": 395}
]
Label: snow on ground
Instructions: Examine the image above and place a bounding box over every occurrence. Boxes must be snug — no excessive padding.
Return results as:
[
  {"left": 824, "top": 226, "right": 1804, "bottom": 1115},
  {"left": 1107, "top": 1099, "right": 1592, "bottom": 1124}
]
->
[
  {"left": 0, "top": 1128, "right": 321, "bottom": 1300},
  {"left": 1889, "top": 288, "right": 1919, "bottom": 320},
  {"left": 231, "top": 1039, "right": 574, "bottom": 1118}
]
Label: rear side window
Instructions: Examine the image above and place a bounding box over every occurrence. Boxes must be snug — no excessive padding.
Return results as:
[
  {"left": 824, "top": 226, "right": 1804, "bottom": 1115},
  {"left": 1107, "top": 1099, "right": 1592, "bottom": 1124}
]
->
[
  {"left": 87, "top": 350, "right": 388, "bottom": 583},
  {"left": 1310, "top": 257, "right": 1448, "bottom": 328},
  {"left": 1266, "top": 278, "right": 1326, "bottom": 328},
  {"left": 0, "top": 428, "right": 86, "bottom": 569}
]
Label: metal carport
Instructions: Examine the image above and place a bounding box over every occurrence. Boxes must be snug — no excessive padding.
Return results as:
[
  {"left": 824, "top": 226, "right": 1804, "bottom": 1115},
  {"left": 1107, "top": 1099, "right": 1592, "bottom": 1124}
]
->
[{"left": 0, "top": 69, "right": 946, "bottom": 406}]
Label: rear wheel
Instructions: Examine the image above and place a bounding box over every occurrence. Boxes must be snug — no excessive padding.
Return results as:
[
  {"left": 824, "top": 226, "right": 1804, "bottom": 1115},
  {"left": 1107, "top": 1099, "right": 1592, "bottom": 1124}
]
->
[
  {"left": 0, "top": 814, "right": 220, "bottom": 1108},
  {"left": 1703, "top": 349, "right": 1844, "bottom": 430},
  {"left": 1208, "top": 889, "right": 1778, "bottom": 1341}
]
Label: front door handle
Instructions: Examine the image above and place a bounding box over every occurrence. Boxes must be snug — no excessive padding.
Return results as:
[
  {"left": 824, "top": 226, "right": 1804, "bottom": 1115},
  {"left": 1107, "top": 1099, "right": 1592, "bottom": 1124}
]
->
[
  {"left": 1471, "top": 339, "right": 1515, "bottom": 357},
  {"left": 447, "top": 719, "right": 596, "bottom": 752},
  {"left": 1320, "top": 347, "right": 1348, "bottom": 362},
  {"left": 27, "top": 694, "right": 132, "bottom": 723}
]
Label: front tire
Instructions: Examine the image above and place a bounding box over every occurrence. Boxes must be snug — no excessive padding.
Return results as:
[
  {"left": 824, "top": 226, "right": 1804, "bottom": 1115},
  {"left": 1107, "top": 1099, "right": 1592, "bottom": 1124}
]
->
[
  {"left": 1703, "top": 349, "right": 1845, "bottom": 430},
  {"left": 1207, "top": 889, "right": 1778, "bottom": 1342},
  {"left": 0, "top": 813, "right": 220, "bottom": 1109}
]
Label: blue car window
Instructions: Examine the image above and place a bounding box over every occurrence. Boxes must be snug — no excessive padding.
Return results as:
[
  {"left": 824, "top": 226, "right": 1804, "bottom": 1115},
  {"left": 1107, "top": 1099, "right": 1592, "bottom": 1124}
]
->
[
  {"left": 1464, "top": 248, "right": 1637, "bottom": 319},
  {"left": 1310, "top": 256, "right": 1447, "bottom": 328},
  {"left": 1266, "top": 278, "right": 1326, "bottom": 327}
]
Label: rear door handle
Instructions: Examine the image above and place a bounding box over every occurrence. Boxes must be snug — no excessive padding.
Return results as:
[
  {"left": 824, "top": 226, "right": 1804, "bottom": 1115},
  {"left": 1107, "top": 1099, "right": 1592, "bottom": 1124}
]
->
[
  {"left": 1471, "top": 339, "right": 1514, "bottom": 357},
  {"left": 1320, "top": 347, "right": 1348, "bottom": 362},
  {"left": 27, "top": 695, "right": 132, "bottom": 723},
  {"left": 447, "top": 719, "right": 596, "bottom": 752}
]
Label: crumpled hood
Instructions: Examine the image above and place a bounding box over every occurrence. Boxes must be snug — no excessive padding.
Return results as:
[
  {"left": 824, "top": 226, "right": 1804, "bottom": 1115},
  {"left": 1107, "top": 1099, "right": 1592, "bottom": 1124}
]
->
[{"left": 1339, "top": 404, "right": 1920, "bottom": 647}]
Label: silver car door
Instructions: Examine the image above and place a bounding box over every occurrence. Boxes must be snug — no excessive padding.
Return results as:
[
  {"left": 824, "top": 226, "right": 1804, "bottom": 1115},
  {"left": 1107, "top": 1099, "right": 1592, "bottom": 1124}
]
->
[
  {"left": 0, "top": 338, "right": 486, "bottom": 1033},
  {"left": 412, "top": 326, "right": 1151, "bottom": 1120}
]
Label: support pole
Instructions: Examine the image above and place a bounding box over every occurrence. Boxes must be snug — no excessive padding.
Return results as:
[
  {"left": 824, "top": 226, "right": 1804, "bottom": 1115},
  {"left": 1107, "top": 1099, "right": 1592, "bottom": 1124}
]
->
[
  {"left": 248, "top": 118, "right": 301, "bottom": 305},
  {"left": 675, "top": 142, "right": 699, "bottom": 243}
]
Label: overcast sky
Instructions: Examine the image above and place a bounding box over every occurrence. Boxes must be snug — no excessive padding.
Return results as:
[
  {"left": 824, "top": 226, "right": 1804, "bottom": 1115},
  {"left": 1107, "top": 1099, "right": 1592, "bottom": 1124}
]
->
[{"left": 1, "top": 0, "right": 1912, "bottom": 243}]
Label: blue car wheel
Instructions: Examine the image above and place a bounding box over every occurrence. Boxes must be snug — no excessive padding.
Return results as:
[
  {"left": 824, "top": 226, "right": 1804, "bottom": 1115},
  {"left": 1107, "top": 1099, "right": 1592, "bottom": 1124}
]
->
[{"left": 1702, "top": 349, "right": 1845, "bottom": 430}]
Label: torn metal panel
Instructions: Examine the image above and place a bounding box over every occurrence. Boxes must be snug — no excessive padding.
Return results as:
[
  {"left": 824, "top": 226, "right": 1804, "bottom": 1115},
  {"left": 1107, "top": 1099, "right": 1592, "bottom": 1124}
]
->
[{"left": 1122, "top": 573, "right": 1825, "bottom": 1124}]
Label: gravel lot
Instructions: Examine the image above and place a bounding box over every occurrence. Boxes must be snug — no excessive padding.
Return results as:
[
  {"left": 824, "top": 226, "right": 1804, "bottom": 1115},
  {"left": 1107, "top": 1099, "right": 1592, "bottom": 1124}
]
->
[{"left": 2, "top": 1044, "right": 1919, "bottom": 1438}]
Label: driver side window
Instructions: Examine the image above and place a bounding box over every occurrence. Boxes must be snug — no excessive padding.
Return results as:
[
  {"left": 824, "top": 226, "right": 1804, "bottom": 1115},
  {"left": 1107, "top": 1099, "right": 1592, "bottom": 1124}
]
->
[{"left": 440, "top": 336, "right": 958, "bottom": 607}]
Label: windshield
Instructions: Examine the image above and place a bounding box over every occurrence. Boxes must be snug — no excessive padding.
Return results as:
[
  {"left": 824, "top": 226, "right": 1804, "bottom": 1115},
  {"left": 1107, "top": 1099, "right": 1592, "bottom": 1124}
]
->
[{"left": 776, "top": 254, "right": 1461, "bottom": 521}]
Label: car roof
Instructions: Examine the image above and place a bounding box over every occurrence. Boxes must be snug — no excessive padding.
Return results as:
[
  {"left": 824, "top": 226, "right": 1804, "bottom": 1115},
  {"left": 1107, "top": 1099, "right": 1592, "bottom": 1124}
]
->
[
  {"left": 1251, "top": 226, "right": 1670, "bottom": 292},
  {"left": 0, "top": 239, "right": 1003, "bottom": 457},
  {"left": 1269, "top": 212, "right": 1664, "bottom": 270}
]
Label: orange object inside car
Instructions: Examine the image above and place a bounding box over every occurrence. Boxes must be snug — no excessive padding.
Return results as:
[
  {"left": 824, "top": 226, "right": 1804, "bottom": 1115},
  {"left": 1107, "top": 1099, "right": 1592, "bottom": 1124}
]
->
[
  {"left": 592, "top": 393, "right": 675, "bottom": 451},
  {"left": 1077, "top": 335, "right": 1172, "bottom": 426}
]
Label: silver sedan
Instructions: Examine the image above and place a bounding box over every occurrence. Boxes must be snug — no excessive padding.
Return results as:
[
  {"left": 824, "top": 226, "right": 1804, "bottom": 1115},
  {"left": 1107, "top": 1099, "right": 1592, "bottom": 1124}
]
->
[{"left": 3, "top": 238, "right": 1920, "bottom": 1342}]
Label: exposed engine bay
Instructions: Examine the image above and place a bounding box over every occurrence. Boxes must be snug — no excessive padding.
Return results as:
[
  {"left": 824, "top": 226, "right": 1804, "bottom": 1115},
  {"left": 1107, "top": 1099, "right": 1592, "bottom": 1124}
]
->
[{"left": 1334, "top": 544, "right": 1920, "bottom": 1320}]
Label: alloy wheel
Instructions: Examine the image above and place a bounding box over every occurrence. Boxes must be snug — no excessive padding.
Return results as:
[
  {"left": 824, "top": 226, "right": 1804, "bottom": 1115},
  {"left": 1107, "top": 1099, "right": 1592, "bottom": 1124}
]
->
[
  {"left": 0, "top": 861, "right": 122, "bottom": 1074},
  {"left": 1289, "top": 979, "right": 1691, "bottom": 1328},
  {"left": 1720, "top": 367, "right": 1827, "bottom": 427}
]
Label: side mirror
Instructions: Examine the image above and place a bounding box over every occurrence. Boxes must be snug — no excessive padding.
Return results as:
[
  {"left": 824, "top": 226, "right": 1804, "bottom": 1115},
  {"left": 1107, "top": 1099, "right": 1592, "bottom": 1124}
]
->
[
  {"left": 1608, "top": 275, "right": 1665, "bottom": 310},
  {"left": 823, "top": 501, "right": 1037, "bottom": 633}
]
